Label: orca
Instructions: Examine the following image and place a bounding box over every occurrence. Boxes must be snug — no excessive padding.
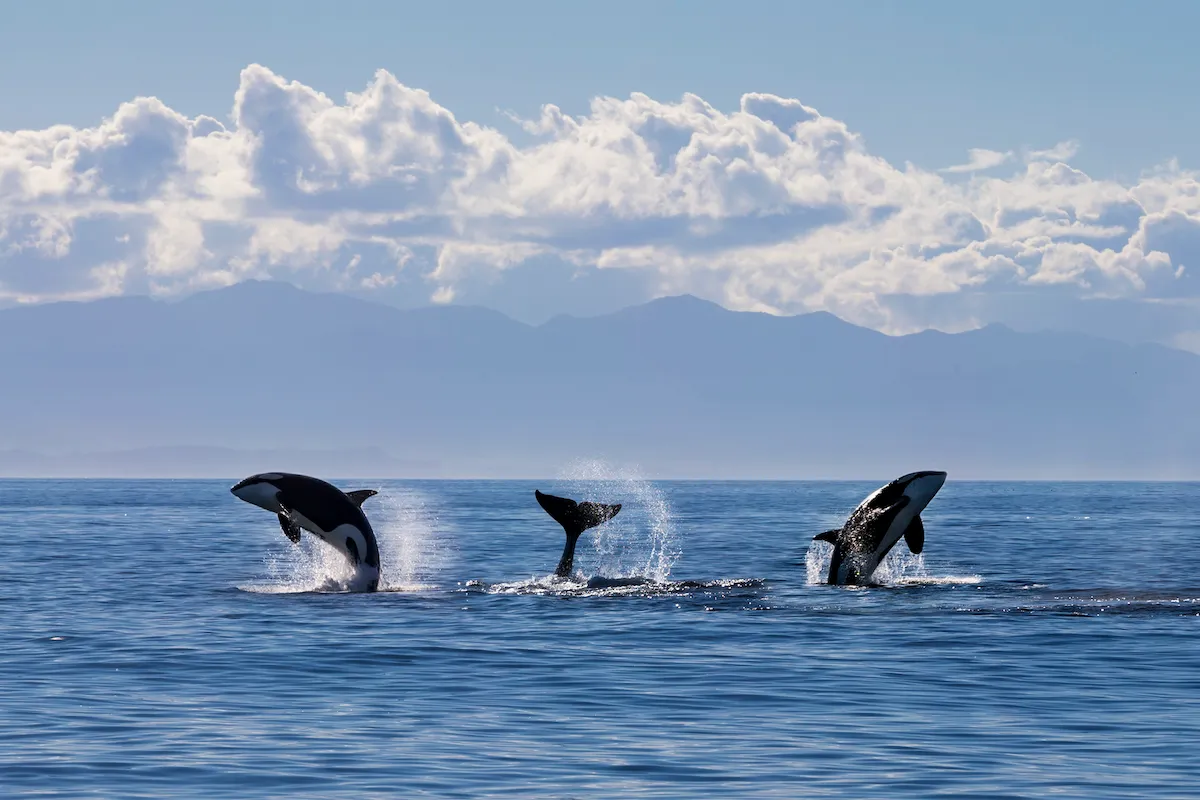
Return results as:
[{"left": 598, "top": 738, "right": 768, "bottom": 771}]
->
[
  {"left": 534, "top": 490, "right": 622, "bottom": 578},
  {"left": 812, "top": 470, "right": 947, "bottom": 586},
  {"left": 231, "top": 472, "right": 382, "bottom": 592}
]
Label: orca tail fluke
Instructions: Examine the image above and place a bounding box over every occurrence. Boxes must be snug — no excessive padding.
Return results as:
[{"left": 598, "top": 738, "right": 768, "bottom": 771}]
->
[
  {"left": 536, "top": 490, "right": 622, "bottom": 578},
  {"left": 345, "top": 489, "right": 378, "bottom": 508},
  {"left": 535, "top": 490, "right": 622, "bottom": 537}
]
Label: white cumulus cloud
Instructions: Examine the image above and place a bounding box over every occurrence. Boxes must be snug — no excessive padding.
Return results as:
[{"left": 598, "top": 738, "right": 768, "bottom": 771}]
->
[
  {"left": 0, "top": 64, "right": 1197, "bottom": 339},
  {"left": 940, "top": 148, "right": 1013, "bottom": 174}
]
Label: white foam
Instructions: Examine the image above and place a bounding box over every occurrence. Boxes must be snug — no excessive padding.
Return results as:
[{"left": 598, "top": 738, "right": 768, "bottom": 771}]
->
[
  {"left": 468, "top": 575, "right": 764, "bottom": 598},
  {"left": 892, "top": 574, "right": 983, "bottom": 586},
  {"left": 481, "top": 575, "right": 584, "bottom": 595}
]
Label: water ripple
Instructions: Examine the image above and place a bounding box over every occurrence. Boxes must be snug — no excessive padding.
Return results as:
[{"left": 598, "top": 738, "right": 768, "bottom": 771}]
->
[{"left": 1, "top": 479, "right": 1199, "bottom": 797}]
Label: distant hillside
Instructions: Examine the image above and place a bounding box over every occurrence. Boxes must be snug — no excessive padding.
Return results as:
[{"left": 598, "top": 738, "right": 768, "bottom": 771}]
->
[{"left": 0, "top": 280, "right": 1196, "bottom": 478}]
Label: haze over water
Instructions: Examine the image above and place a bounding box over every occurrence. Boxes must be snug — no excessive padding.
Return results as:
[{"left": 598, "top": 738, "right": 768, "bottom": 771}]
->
[{"left": 2, "top": 477, "right": 1197, "bottom": 797}]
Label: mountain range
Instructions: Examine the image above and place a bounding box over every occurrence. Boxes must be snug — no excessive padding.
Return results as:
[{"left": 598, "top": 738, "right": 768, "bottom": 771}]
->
[{"left": 0, "top": 280, "right": 1196, "bottom": 479}]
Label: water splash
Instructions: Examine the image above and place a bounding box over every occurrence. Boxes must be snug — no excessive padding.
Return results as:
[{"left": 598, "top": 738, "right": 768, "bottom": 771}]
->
[
  {"left": 245, "top": 535, "right": 360, "bottom": 593},
  {"left": 554, "top": 458, "right": 680, "bottom": 582},
  {"left": 805, "top": 541, "right": 831, "bottom": 585},
  {"left": 872, "top": 548, "right": 929, "bottom": 584},
  {"left": 372, "top": 487, "right": 451, "bottom": 591},
  {"left": 805, "top": 540, "right": 979, "bottom": 586}
]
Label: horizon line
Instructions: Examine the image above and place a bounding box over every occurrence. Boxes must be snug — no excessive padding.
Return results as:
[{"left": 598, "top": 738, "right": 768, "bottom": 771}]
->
[{"left": 0, "top": 474, "right": 1196, "bottom": 483}]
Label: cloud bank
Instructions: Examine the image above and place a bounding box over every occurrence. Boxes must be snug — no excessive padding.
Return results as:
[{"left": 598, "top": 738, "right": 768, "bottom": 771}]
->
[{"left": 2, "top": 64, "right": 1199, "bottom": 340}]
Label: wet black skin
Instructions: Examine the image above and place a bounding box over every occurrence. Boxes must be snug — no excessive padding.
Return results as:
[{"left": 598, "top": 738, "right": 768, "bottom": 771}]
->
[{"left": 820, "top": 496, "right": 913, "bottom": 586}]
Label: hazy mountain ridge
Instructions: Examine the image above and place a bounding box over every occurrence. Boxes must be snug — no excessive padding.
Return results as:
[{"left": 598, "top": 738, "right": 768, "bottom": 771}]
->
[{"left": 1, "top": 281, "right": 1197, "bottom": 479}]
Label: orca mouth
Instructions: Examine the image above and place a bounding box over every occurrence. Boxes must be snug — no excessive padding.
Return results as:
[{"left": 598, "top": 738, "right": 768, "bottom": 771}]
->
[
  {"left": 229, "top": 475, "right": 284, "bottom": 513},
  {"left": 231, "top": 473, "right": 285, "bottom": 495}
]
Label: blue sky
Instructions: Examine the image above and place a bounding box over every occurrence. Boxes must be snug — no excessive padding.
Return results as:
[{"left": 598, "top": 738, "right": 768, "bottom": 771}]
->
[
  {"left": 4, "top": 0, "right": 1197, "bottom": 179},
  {"left": 2, "top": 0, "right": 1200, "bottom": 348}
]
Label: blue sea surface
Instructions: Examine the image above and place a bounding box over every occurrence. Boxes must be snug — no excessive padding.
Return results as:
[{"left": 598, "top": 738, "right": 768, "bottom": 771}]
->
[{"left": 2, "top": 477, "right": 1199, "bottom": 798}]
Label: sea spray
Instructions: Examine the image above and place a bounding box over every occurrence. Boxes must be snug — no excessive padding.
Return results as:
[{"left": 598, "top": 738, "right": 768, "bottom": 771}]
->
[
  {"left": 806, "top": 539, "right": 978, "bottom": 586},
  {"left": 806, "top": 542, "right": 926, "bottom": 585},
  {"left": 804, "top": 540, "right": 928, "bottom": 586},
  {"left": 555, "top": 459, "right": 680, "bottom": 581},
  {"left": 871, "top": 548, "right": 927, "bottom": 584},
  {"left": 255, "top": 533, "right": 359, "bottom": 593},
  {"left": 805, "top": 540, "right": 831, "bottom": 585},
  {"left": 372, "top": 487, "right": 451, "bottom": 591}
]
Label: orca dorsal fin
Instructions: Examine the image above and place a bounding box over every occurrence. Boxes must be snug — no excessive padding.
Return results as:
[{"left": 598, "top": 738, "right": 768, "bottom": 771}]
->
[
  {"left": 903, "top": 515, "right": 925, "bottom": 554},
  {"left": 345, "top": 489, "right": 378, "bottom": 508},
  {"left": 813, "top": 529, "right": 840, "bottom": 544},
  {"left": 277, "top": 513, "right": 303, "bottom": 544}
]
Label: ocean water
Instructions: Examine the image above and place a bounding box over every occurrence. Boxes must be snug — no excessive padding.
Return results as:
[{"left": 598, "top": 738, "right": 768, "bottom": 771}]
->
[{"left": 2, "top": 476, "right": 1199, "bottom": 798}]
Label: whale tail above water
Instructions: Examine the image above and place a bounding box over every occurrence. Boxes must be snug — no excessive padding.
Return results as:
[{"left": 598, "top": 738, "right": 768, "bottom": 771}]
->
[{"left": 534, "top": 490, "right": 622, "bottom": 577}]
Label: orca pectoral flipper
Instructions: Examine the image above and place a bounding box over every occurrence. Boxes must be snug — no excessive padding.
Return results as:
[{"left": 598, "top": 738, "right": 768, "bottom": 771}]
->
[
  {"left": 903, "top": 515, "right": 925, "bottom": 554},
  {"left": 277, "top": 513, "right": 303, "bottom": 544},
  {"left": 345, "top": 489, "right": 378, "bottom": 508},
  {"left": 813, "top": 529, "right": 840, "bottom": 543}
]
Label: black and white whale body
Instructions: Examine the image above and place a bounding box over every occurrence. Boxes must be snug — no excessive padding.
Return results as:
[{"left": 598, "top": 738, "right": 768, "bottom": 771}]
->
[
  {"left": 813, "top": 470, "right": 947, "bottom": 586},
  {"left": 534, "top": 490, "right": 622, "bottom": 577},
  {"left": 231, "top": 472, "right": 381, "bottom": 592}
]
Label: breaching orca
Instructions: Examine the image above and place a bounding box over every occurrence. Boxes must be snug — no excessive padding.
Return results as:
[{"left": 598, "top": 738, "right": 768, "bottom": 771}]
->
[
  {"left": 534, "top": 490, "right": 622, "bottom": 578},
  {"left": 812, "top": 470, "right": 947, "bottom": 586},
  {"left": 231, "top": 472, "right": 381, "bottom": 592}
]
